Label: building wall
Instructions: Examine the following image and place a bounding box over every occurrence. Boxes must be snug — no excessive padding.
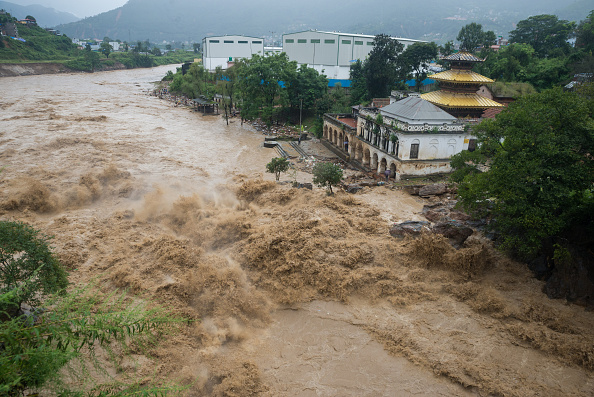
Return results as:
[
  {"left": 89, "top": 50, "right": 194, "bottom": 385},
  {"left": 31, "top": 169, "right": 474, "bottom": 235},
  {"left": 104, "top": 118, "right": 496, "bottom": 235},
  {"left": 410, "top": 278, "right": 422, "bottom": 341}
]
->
[
  {"left": 323, "top": 113, "right": 477, "bottom": 177},
  {"left": 202, "top": 35, "right": 264, "bottom": 71},
  {"left": 283, "top": 31, "right": 423, "bottom": 80}
]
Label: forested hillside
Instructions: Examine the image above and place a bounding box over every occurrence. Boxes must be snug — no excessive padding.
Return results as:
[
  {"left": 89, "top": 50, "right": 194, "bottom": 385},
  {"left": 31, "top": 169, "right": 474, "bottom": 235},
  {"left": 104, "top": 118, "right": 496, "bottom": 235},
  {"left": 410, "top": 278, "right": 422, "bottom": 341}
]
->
[{"left": 55, "top": 0, "right": 592, "bottom": 43}]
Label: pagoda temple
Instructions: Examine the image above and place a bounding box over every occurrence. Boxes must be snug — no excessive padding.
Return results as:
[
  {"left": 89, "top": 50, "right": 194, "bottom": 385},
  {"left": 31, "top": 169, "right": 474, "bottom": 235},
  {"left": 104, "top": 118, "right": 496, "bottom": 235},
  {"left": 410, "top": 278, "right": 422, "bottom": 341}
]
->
[{"left": 421, "top": 52, "right": 504, "bottom": 119}]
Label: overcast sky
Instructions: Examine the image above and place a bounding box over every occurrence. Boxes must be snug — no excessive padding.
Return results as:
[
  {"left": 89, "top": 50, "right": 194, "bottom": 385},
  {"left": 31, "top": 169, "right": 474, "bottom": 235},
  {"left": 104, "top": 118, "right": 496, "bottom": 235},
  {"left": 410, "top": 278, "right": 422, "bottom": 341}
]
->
[{"left": 7, "top": 0, "right": 128, "bottom": 18}]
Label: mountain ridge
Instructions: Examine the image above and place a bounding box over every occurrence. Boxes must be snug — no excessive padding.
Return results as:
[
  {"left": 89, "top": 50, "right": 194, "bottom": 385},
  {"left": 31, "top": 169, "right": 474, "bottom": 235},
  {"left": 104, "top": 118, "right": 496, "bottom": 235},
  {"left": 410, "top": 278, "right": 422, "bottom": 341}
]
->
[
  {"left": 0, "top": 1, "right": 79, "bottom": 27},
  {"left": 54, "top": 0, "right": 592, "bottom": 43}
]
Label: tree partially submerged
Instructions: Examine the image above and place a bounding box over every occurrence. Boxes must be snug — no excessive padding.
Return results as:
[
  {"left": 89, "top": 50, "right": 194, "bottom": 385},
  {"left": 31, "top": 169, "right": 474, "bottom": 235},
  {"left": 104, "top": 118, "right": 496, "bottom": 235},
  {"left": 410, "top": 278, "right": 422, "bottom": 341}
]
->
[
  {"left": 312, "top": 162, "right": 343, "bottom": 194},
  {"left": 266, "top": 157, "right": 290, "bottom": 181}
]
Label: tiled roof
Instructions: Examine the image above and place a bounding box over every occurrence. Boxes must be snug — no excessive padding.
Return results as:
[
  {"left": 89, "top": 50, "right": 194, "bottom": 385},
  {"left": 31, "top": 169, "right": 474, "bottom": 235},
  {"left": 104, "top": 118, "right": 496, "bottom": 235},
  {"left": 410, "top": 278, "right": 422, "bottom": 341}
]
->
[
  {"left": 429, "top": 69, "right": 494, "bottom": 84},
  {"left": 380, "top": 96, "right": 457, "bottom": 124},
  {"left": 421, "top": 91, "right": 505, "bottom": 109},
  {"left": 441, "top": 52, "right": 485, "bottom": 62}
]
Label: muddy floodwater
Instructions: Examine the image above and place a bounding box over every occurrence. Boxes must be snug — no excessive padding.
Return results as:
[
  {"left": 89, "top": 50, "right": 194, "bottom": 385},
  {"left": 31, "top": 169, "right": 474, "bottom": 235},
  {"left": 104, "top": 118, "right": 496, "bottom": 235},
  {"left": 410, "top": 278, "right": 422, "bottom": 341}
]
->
[{"left": 1, "top": 66, "right": 594, "bottom": 396}]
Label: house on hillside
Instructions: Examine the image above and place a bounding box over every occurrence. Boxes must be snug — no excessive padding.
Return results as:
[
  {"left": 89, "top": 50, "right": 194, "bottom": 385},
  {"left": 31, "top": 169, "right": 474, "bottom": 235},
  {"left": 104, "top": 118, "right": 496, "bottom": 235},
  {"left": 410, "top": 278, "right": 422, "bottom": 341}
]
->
[{"left": 323, "top": 93, "right": 478, "bottom": 177}]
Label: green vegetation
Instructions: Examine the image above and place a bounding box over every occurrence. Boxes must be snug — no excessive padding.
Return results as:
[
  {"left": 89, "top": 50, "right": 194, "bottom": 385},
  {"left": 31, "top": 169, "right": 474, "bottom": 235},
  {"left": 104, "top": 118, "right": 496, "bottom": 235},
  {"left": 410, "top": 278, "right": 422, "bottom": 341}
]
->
[
  {"left": 450, "top": 86, "right": 594, "bottom": 261},
  {"left": 456, "top": 22, "right": 496, "bottom": 53},
  {"left": 0, "top": 220, "right": 187, "bottom": 395},
  {"left": 312, "top": 162, "right": 344, "bottom": 194},
  {"left": 0, "top": 10, "right": 194, "bottom": 70},
  {"left": 266, "top": 157, "right": 290, "bottom": 181}
]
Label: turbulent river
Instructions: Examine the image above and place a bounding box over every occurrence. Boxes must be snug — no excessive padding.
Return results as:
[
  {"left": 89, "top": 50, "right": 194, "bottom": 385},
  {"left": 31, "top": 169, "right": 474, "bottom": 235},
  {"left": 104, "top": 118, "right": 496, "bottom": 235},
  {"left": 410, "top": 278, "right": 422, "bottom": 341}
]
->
[{"left": 1, "top": 66, "right": 593, "bottom": 396}]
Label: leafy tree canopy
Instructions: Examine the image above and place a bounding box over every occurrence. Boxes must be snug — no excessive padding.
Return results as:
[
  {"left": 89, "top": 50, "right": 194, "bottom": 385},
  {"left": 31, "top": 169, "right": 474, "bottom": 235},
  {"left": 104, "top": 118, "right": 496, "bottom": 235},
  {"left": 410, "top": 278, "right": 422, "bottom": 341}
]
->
[
  {"left": 312, "top": 162, "right": 343, "bottom": 194},
  {"left": 0, "top": 221, "right": 68, "bottom": 319},
  {"left": 576, "top": 10, "right": 594, "bottom": 53},
  {"left": 266, "top": 157, "right": 290, "bottom": 181},
  {"left": 364, "top": 34, "right": 404, "bottom": 98},
  {"left": 456, "top": 22, "right": 496, "bottom": 52},
  {"left": 400, "top": 42, "right": 438, "bottom": 92},
  {"left": 509, "top": 14, "right": 576, "bottom": 58},
  {"left": 451, "top": 87, "right": 594, "bottom": 260}
]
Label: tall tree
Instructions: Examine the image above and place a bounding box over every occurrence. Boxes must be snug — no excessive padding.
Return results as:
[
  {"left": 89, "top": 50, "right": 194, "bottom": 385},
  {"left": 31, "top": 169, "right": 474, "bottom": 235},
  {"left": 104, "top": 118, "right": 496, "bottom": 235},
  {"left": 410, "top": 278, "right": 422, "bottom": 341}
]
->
[
  {"left": 364, "top": 34, "right": 404, "bottom": 98},
  {"left": 100, "top": 42, "right": 113, "bottom": 58},
  {"left": 349, "top": 59, "right": 367, "bottom": 105},
  {"left": 457, "top": 22, "right": 496, "bottom": 53},
  {"left": 236, "top": 53, "right": 297, "bottom": 125},
  {"left": 400, "top": 42, "right": 438, "bottom": 92},
  {"left": 576, "top": 10, "right": 594, "bottom": 54},
  {"left": 509, "top": 14, "right": 576, "bottom": 58},
  {"left": 439, "top": 40, "right": 455, "bottom": 57},
  {"left": 286, "top": 64, "right": 328, "bottom": 112}
]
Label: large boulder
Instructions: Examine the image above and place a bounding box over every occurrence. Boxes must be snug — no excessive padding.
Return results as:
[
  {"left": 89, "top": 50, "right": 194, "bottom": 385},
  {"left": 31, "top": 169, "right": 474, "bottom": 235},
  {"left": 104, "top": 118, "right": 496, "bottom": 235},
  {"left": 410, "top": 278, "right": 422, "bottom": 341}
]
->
[
  {"left": 431, "top": 221, "right": 474, "bottom": 248},
  {"left": 418, "top": 183, "right": 447, "bottom": 197},
  {"left": 389, "top": 221, "right": 431, "bottom": 238}
]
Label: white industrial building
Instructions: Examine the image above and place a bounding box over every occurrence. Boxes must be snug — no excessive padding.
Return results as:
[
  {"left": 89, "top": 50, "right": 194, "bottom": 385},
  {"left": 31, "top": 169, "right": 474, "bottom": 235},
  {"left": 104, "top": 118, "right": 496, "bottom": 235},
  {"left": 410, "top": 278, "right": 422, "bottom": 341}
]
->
[
  {"left": 282, "top": 30, "right": 425, "bottom": 84},
  {"left": 201, "top": 35, "right": 264, "bottom": 71}
]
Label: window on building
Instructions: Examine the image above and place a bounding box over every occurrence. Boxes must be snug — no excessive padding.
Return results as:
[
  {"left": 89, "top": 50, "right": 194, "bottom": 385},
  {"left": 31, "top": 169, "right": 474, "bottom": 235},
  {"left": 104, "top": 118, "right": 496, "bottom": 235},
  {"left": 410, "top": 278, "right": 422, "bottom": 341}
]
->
[
  {"left": 410, "top": 144, "right": 419, "bottom": 159},
  {"left": 224, "top": 40, "right": 234, "bottom": 43},
  {"left": 367, "top": 42, "right": 374, "bottom": 46},
  {"left": 311, "top": 39, "right": 320, "bottom": 43},
  {"left": 324, "top": 39, "right": 335, "bottom": 44},
  {"left": 252, "top": 41, "right": 262, "bottom": 44},
  {"left": 238, "top": 40, "right": 248, "bottom": 44},
  {"left": 342, "top": 40, "right": 351, "bottom": 44},
  {"left": 285, "top": 39, "right": 294, "bottom": 43},
  {"left": 468, "top": 139, "right": 477, "bottom": 152},
  {"left": 355, "top": 41, "right": 363, "bottom": 45},
  {"left": 209, "top": 40, "right": 219, "bottom": 43},
  {"left": 298, "top": 39, "right": 307, "bottom": 43}
]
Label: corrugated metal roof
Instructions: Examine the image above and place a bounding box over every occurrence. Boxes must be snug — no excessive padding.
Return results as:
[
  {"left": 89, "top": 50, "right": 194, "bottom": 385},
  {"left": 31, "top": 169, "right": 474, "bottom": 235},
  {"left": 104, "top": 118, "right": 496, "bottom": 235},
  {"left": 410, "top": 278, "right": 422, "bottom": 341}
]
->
[
  {"left": 282, "top": 30, "right": 426, "bottom": 43},
  {"left": 429, "top": 69, "right": 494, "bottom": 84},
  {"left": 380, "top": 96, "right": 457, "bottom": 124},
  {"left": 421, "top": 91, "right": 504, "bottom": 108},
  {"left": 441, "top": 52, "right": 485, "bottom": 62}
]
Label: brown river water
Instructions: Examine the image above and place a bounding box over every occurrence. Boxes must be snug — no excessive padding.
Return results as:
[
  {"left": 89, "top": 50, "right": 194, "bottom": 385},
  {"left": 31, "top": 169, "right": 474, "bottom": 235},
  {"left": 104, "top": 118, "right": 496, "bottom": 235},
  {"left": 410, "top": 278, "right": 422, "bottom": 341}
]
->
[{"left": 1, "top": 65, "right": 594, "bottom": 396}]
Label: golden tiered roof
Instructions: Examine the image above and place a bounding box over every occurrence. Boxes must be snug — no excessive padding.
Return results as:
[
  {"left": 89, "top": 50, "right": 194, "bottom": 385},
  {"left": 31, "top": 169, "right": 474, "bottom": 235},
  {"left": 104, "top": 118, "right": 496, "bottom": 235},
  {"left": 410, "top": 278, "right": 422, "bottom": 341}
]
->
[
  {"left": 429, "top": 69, "right": 494, "bottom": 84},
  {"left": 421, "top": 91, "right": 504, "bottom": 109},
  {"left": 441, "top": 51, "right": 486, "bottom": 62}
]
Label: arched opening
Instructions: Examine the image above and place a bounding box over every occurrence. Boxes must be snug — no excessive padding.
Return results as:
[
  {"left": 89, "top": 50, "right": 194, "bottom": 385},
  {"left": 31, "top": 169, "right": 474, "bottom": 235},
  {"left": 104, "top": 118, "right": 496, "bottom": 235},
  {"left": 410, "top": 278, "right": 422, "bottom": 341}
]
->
[
  {"left": 323, "top": 125, "right": 328, "bottom": 140},
  {"left": 379, "top": 158, "right": 388, "bottom": 173},
  {"left": 344, "top": 136, "right": 349, "bottom": 153},
  {"left": 363, "top": 148, "right": 371, "bottom": 166},
  {"left": 390, "top": 162, "right": 397, "bottom": 175},
  {"left": 338, "top": 132, "right": 344, "bottom": 149},
  {"left": 372, "top": 152, "right": 379, "bottom": 170},
  {"left": 356, "top": 142, "right": 363, "bottom": 161},
  {"left": 333, "top": 130, "right": 338, "bottom": 146}
]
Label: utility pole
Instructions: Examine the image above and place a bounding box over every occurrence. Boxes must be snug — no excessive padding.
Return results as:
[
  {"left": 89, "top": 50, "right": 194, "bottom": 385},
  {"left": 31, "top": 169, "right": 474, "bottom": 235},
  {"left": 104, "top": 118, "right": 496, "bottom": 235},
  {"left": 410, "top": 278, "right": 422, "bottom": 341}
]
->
[{"left": 299, "top": 98, "right": 303, "bottom": 136}]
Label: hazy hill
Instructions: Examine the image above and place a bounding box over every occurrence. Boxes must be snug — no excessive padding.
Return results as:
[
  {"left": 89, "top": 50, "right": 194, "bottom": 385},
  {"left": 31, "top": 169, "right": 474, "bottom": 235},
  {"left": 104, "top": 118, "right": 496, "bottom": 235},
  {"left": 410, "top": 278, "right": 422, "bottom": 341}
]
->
[
  {"left": 55, "top": 0, "right": 593, "bottom": 43},
  {"left": 0, "top": 1, "right": 79, "bottom": 27}
]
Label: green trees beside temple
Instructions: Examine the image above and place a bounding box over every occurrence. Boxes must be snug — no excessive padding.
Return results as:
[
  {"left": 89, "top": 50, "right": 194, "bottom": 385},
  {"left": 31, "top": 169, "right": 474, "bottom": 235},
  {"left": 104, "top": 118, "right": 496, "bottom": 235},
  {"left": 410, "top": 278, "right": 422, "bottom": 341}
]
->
[{"left": 450, "top": 86, "right": 594, "bottom": 262}]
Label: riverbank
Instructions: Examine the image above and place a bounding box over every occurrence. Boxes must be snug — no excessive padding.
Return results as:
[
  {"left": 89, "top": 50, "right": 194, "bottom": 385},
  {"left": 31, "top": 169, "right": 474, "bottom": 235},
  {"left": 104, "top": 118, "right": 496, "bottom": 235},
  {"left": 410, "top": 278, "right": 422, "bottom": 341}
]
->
[{"left": 1, "top": 67, "right": 593, "bottom": 396}]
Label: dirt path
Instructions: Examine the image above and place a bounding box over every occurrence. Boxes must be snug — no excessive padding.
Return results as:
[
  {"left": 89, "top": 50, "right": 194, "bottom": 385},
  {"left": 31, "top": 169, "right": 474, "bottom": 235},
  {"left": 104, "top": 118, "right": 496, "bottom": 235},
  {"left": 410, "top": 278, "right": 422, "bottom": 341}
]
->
[{"left": 1, "top": 66, "right": 593, "bottom": 396}]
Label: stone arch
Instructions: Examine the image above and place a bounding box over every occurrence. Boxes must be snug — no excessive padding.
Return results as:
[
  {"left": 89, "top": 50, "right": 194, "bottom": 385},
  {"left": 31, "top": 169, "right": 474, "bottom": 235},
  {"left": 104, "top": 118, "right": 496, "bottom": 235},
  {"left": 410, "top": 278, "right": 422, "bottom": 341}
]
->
[
  {"left": 355, "top": 142, "right": 363, "bottom": 161},
  {"left": 323, "top": 125, "right": 328, "bottom": 140},
  {"left": 390, "top": 162, "right": 397, "bottom": 175},
  {"left": 344, "top": 135, "right": 349, "bottom": 153},
  {"left": 363, "top": 147, "right": 371, "bottom": 167},
  {"left": 338, "top": 132, "right": 344, "bottom": 149},
  {"left": 372, "top": 152, "right": 379, "bottom": 170},
  {"left": 379, "top": 157, "right": 388, "bottom": 173},
  {"left": 333, "top": 129, "right": 338, "bottom": 146}
]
